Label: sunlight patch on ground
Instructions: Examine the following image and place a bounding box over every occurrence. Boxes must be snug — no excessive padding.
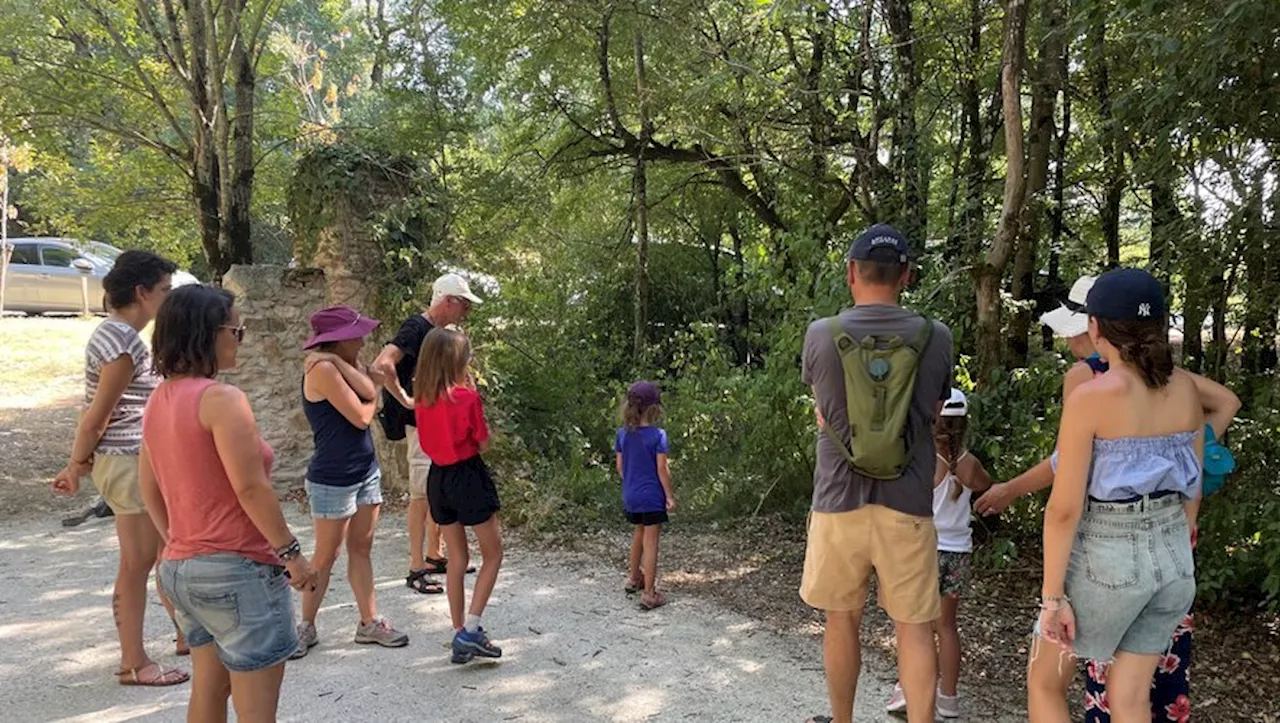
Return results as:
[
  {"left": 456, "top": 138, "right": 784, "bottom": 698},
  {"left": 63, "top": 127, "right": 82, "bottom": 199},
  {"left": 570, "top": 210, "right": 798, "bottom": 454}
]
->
[
  {"left": 52, "top": 702, "right": 186, "bottom": 723},
  {"left": 0, "top": 317, "right": 97, "bottom": 410},
  {"left": 663, "top": 562, "right": 762, "bottom": 586}
]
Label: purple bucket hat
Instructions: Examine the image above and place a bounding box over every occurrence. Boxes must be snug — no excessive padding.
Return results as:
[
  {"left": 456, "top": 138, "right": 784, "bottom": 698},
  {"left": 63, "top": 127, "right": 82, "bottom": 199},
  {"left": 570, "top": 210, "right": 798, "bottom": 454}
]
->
[
  {"left": 303, "top": 306, "right": 380, "bottom": 349},
  {"left": 627, "top": 381, "right": 661, "bottom": 408}
]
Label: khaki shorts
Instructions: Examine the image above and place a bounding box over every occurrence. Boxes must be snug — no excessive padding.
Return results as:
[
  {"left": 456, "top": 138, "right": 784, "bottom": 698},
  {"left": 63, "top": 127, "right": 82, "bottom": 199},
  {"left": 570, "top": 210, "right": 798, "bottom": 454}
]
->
[
  {"left": 800, "top": 504, "right": 941, "bottom": 624},
  {"left": 405, "top": 426, "right": 431, "bottom": 500},
  {"left": 91, "top": 454, "right": 145, "bottom": 515}
]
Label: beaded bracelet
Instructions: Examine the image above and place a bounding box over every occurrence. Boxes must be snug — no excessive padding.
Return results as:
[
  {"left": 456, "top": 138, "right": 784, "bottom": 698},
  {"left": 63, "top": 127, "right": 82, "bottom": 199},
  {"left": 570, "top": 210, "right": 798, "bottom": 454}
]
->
[{"left": 1039, "top": 594, "right": 1071, "bottom": 611}]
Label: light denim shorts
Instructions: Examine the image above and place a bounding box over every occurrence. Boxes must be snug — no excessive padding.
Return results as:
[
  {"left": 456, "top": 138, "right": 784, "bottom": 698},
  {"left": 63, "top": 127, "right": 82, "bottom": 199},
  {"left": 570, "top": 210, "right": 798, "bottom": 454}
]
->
[
  {"left": 305, "top": 466, "right": 383, "bottom": 520},
  {"left": 1065, "top": 494, "right": 1195, "bottom": 661},
  {"left": 159, "top": 554, "right": 298, "bottom": 672}
]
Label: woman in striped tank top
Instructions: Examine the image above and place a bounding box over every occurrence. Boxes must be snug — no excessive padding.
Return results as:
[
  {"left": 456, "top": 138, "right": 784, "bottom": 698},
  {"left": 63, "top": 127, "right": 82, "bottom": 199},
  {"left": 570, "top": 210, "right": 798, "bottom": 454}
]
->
[{"left": 52, "top": 250, "right": 190, "bottom": 687}]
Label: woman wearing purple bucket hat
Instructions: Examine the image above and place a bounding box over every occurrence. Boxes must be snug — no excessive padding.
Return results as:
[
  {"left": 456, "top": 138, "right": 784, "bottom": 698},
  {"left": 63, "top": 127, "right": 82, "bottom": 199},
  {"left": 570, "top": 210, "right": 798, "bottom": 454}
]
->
[{"left": 291, "top": 306, "right": 410, "bottom": 659}]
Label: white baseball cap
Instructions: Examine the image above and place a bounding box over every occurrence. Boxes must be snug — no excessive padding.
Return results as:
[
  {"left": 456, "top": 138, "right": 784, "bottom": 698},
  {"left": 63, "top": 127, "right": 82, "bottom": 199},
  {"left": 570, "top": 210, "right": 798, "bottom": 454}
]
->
[
  {"left": 432, "top": 273, "right": 483, "bottom": 306},
  {"left": 941, "top": 388, "right": 968, "bottom": 417},
  {"left": 1039, "top": 275, "right": 1096, "bottom": 339}
]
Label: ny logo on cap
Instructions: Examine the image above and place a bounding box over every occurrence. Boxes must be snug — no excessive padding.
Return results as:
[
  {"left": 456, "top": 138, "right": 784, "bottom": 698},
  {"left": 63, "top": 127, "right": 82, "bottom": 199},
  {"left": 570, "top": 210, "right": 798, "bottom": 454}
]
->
[{"left": 1138, "top": 303, "right": 1152, "bottom": 318}]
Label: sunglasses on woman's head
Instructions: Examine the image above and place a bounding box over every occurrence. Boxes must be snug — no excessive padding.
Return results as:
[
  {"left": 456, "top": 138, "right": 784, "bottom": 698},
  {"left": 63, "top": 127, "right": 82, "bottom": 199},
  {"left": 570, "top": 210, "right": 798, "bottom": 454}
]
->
[{"left": 220, "top": 325, "right": 246, "bottom": 343}]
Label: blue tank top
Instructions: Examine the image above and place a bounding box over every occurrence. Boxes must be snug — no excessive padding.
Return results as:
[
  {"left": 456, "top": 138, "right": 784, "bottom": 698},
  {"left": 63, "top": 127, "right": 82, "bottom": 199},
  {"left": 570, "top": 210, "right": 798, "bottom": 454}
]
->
[
  {"left": 1052, "top": 354, "right": 1202, "bottom": 500},
  {"left": 1086, "top": 432, "right": 1201, "bottom": 501},
  {"left": 1084, "top": 353, "right": 1109, "bottom": 375},
  {"left": 303, "top": 378, "right": 377, "bottom": 486}
]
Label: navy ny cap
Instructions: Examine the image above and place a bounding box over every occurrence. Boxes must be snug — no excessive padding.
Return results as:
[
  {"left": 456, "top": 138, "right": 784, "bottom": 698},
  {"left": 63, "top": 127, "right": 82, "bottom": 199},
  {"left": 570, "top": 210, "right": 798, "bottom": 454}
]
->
[
  {"left": 847, "top": 224, "right": 910, "bottom": 263},
  {"left": 1082, "top": 268, "right": 1166, "bottom": 321}
]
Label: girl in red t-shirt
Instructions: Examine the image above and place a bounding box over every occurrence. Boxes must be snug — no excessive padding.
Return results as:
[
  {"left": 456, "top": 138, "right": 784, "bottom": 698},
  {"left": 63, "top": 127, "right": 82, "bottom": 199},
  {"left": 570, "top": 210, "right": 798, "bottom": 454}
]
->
[{"left": 413, "top": 327, "right": 504, "bottom": 664}]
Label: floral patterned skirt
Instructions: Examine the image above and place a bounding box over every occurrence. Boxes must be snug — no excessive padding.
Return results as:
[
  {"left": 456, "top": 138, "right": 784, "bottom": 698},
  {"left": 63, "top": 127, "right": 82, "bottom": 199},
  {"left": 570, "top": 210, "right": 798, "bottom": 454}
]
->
[{"left": 1084, "top": 613, "right": 1194, "bottom": 722}]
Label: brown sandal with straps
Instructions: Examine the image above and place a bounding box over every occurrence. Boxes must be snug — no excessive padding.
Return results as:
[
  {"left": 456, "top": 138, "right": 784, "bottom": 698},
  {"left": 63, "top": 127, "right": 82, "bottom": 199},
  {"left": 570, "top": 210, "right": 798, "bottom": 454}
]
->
[{"left": 115, "top": 662, "right": 189, "bottom": 687}]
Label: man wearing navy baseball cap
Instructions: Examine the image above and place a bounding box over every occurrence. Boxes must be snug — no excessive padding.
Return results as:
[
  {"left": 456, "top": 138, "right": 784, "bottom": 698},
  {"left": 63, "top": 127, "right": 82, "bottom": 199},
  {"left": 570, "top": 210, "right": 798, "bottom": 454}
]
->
[
  {"left": 846, "top": 222, "right": 911, "bottom": 266},
  {"left": 801, "top": 223, "right": 955, "bottom": 723}
]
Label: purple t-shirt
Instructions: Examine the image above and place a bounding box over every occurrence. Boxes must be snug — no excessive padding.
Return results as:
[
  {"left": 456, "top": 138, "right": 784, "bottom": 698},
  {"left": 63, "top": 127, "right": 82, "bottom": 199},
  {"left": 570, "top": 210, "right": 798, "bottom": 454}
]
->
[{"left": 615, "top": 426, "right": 669, "bottom": 513}]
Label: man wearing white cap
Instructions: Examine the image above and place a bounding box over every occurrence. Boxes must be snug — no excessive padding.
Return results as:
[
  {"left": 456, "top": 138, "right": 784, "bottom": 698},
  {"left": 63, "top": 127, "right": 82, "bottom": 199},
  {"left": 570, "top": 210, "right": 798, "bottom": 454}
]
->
[{"left": 373, "top": 273, "right": 483, "bottom": 594}]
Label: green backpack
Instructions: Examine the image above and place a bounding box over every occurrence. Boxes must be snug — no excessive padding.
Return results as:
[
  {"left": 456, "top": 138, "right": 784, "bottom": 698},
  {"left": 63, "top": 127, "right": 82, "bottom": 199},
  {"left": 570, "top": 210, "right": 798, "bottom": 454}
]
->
[{"left": 822, "top": 315, "right": 934, "bottom": 480}]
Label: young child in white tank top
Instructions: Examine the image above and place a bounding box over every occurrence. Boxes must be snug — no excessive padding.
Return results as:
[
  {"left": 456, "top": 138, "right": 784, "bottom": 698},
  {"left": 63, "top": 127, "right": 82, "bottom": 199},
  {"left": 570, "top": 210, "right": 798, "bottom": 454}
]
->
[{"left": 886, "top": 388, "right": 993, "bottom": 719}]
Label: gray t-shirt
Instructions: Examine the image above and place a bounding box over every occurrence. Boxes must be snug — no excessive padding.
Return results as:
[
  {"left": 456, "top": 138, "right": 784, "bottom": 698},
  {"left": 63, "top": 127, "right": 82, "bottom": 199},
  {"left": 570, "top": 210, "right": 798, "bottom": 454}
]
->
[{"left": 802, "top": 304, "right": 955, "bottom": 517}]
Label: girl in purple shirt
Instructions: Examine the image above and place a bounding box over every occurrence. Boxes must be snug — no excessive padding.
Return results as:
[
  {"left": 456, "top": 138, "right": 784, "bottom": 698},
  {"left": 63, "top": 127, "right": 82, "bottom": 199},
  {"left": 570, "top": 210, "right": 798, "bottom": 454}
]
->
[{"left": 615, "top": 381, "right": 675, "bottom": 610}]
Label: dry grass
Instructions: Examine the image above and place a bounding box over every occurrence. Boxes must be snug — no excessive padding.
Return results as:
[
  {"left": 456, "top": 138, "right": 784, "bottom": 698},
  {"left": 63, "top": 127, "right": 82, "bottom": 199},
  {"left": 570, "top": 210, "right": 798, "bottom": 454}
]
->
[
  {"left": 0, "top": 316, "right": 98, "bottom": 409},
  {"left": 0, "top": 316, "right": 101, "bottom": 517}
]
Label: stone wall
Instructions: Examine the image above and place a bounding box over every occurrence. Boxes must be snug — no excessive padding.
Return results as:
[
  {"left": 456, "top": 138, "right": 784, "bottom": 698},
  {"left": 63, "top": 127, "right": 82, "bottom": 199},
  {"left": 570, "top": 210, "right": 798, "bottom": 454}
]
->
[{"left": 221, "top": 265, "right": 327, "bottom": 492}]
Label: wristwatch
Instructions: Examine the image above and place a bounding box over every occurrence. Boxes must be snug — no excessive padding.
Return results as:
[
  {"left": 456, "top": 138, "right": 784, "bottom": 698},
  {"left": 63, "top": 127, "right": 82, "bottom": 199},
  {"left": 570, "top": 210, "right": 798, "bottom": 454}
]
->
[{"left": 276, "top": 538, "right": 302, "bottom": 562}]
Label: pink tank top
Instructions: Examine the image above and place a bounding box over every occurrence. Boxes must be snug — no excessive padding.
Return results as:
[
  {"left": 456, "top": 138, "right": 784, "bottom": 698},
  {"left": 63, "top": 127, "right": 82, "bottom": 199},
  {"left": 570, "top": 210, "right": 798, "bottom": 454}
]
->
[{"left": 143, "top": 377, "right": 278, "bottom": 565}]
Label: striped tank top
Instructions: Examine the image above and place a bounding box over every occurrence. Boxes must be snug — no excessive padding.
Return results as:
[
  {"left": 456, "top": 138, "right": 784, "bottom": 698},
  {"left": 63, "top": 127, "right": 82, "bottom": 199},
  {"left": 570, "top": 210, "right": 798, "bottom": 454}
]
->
[{"left": 84, "top": 319, "right": 159, "bottom": 456}]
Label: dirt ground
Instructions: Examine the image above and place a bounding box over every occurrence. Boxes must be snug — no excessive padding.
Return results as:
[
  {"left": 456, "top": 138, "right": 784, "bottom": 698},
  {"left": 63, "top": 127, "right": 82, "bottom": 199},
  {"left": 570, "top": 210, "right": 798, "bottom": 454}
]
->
[
  {"left": 565, "top": 517, "right": 1280, "bottom": 723},
  {"left": 0, "top": 316, "right": 98, "bottom": 518},
  {"left": 3, "top": 316, "right": 1276, "bottom": 722}
]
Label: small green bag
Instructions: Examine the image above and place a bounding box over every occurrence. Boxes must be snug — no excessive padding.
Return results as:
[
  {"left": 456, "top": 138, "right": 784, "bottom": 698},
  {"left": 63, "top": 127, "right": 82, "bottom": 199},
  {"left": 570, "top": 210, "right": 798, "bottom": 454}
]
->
[{"left": 822, "top": 315, "right": 934, "bottom": 480}]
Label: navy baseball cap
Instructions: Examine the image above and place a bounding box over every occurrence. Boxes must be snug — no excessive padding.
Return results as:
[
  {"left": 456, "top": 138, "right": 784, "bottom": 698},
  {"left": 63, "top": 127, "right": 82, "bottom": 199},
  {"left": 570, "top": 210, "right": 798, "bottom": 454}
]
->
[
  {"left": 1082, "top": 268, "right": 1166, "bottom": 321},
  {"left": 847, "top": 224, "right": 910, "bottom": 263}
]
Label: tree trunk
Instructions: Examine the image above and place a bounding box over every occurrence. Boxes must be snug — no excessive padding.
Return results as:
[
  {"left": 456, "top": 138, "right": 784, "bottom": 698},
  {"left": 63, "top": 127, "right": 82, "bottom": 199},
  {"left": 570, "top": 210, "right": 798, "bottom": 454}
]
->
[
  {"left": 729, "top": 221, "right": 750, "bottom": 366},
  {"left": 1240, "top": 167, "right": 1277, "bottom": 404},
  {"left": 1044, "top": 69, "right": 1070, "bottom": 351},
  {"left": 632, "top": 156, "right": 650, "bottom": 360},
  {"left": 949, "top": 0, "right": 987, "bottom": 265},
  {"left": 974, "top": 0, "right": 1029, "bottom": 383},
  {"left": 1149, "top": 132, "right": 1178, "bottom": 298},
  {"left": 1209, "top": 268, "right": 1229, "bottom": 378},
  {"left": 884, "top": 0, "right": 926, "bottom": 249},
  {"left": 225, "top": 0, "right": 256, "bottom": 267},
  {"left": 632, "top": 22, "right": 652, "bottom": 361},
  {"left": 1010, "top": 0, "right": 1065, "bottom": 365},
  {"left": 1180, "top": 246, "right": 1208, "bottom": 373},
  {"left": 1089, "top": 12, "right": 1123, "bottom": 269},
  {"left": 185, "top": 0, "right": 224, "bottom": 275}
]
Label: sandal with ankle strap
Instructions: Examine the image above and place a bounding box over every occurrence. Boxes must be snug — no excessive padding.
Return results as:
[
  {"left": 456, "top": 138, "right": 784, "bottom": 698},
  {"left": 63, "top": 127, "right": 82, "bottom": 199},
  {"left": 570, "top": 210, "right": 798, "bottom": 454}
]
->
[
  {"left": 116, "top": 662, "right": 189, "bottom": 687},
  {"left": 405, "top": 568, "right": 444, "bottom": 594},
  {"left": 424, "top": 556, "right": 476, "bottom": 575}
]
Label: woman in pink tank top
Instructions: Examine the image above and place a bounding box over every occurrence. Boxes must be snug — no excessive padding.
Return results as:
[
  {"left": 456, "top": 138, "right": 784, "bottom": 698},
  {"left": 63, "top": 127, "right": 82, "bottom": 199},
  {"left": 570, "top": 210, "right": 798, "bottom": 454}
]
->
[{"left": 140, "top": 285, "right": 317, "bottom": 722}]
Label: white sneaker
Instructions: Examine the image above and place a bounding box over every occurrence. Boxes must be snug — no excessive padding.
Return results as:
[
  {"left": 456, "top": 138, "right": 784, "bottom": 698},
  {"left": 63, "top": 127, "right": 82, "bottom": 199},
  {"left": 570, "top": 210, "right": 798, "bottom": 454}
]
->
[
  {"left": 936, "top": 690, "right": 961, "bottom": 719},
  {"left": 885, "top": 682, "right": 907, "bottom": 714}
]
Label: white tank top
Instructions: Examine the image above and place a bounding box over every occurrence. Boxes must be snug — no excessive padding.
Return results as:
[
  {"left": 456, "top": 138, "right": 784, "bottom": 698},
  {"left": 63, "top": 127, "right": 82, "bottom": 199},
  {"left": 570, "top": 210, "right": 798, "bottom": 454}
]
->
[{"left": 933, "top": 452, "right": 974, "bottom": 553}]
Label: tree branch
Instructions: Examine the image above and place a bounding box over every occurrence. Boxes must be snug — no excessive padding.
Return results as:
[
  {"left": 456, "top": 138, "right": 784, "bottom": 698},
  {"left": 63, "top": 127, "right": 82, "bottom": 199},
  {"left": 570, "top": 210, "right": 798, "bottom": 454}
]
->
[
  {"left": 77, "top": 0, "right": 194, "bottom": 152},
  {"left": 135, "top": 0, "right": 192, "bottom": 92},
  {"left": 597, "top": 5, "right": 634, "bottom": 142}
]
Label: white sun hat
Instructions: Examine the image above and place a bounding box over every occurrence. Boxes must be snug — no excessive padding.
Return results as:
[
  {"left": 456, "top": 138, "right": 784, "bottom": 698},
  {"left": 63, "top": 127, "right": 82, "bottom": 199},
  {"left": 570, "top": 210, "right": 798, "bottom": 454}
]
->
[{"left": 1039, "top": 275, "right": 1096, "bottom": 339}]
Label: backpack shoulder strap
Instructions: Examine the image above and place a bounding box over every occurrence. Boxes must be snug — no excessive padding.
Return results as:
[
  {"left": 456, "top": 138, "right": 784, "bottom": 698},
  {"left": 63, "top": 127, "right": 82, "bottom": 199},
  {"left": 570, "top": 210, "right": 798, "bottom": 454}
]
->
[
  {"left": 827, "top": 316, "right": 858, "bottom": 356},
  {"left": 822, "top": 316, "right": 859, "bottom": 465},
  {"left": 907, "top": 315, "right": 934, "bottom": 355}
]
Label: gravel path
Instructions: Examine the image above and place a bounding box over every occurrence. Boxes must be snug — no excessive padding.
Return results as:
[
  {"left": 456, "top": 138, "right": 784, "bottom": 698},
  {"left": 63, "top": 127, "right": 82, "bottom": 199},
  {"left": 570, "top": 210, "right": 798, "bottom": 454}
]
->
[{"left": 0, "top": 510, "right": 899, "bottom": 722}]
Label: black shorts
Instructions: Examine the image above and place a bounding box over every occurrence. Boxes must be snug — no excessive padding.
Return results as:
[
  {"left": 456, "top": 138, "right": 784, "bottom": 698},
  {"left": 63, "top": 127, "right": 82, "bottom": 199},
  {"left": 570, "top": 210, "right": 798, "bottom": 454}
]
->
[
  {"left": 625, "top": 510, "right": 668, "bottom": 526},
  {"left": 427, "top": 456, "right": 500, "bottom": 527}
]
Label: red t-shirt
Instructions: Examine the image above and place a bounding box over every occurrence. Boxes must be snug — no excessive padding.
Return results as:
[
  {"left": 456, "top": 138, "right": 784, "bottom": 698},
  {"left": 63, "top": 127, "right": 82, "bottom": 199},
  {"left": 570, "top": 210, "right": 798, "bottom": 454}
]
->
[{"left": 415, "top": 386, "right": 490, "bottom": 466}]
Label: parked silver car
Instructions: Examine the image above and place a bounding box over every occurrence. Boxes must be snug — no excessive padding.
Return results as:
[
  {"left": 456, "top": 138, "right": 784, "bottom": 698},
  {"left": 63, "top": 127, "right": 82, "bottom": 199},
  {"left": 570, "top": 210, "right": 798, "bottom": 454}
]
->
[{"left": 1, "top": 237, "right": 198, "bottom": 315}]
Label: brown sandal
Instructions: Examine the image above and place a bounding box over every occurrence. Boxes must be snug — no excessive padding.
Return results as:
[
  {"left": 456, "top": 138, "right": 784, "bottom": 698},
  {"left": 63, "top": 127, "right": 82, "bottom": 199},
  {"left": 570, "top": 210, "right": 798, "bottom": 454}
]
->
[
  {"left": 116, "top": 662, "right": 189, "bottom": 687},
  {"left": 639, "top": 591, "right": 668, "bottom": 611}
]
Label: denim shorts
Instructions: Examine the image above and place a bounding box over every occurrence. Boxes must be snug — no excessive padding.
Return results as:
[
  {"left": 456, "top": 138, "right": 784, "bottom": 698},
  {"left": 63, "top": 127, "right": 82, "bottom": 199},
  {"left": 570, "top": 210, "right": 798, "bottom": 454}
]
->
[
  {"left": 159, "top": 554, "right": 298, "bottom": 672},
  {"left": 305, "top": 466, "right": 383, "bottom": 520},
  {"left": 1065, "top": 494, "right": 1195, "bottom": 661}
]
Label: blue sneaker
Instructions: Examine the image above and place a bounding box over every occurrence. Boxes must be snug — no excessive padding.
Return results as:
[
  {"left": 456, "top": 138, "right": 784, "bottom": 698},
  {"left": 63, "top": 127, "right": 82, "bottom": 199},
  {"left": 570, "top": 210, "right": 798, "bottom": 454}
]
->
[{"left": 451, "top": 627, "right": 502, "bottom": 664}]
